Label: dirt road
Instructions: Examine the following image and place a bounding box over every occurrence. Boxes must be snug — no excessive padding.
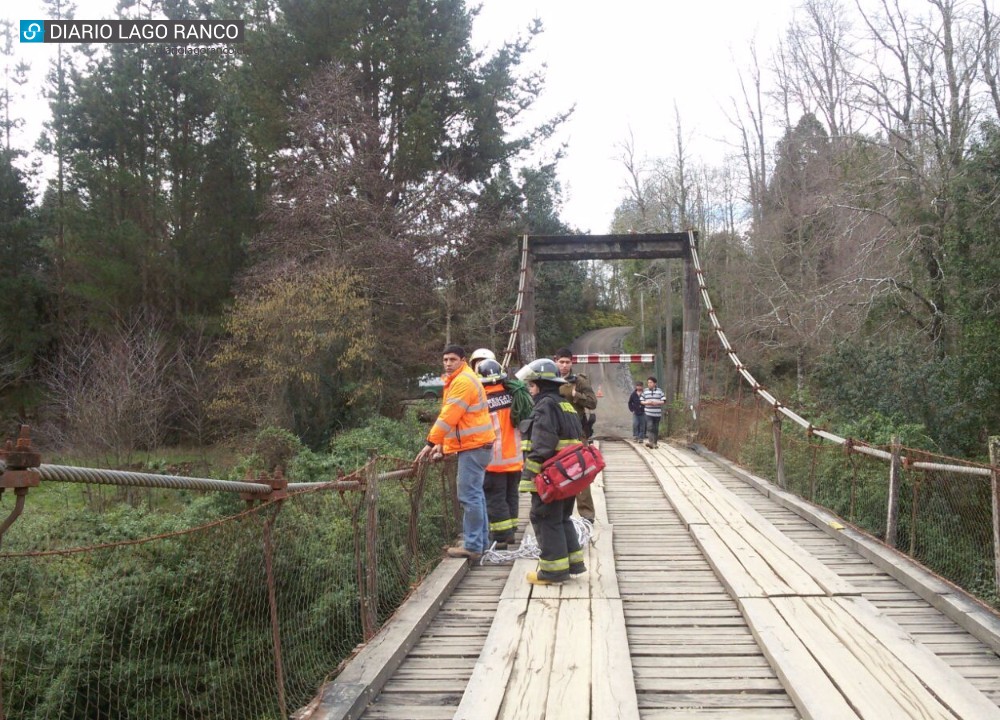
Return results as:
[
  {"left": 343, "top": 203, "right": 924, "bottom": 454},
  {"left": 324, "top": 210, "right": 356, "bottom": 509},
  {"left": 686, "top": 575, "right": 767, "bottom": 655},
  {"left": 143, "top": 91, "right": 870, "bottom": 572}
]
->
[{"left": 566, "top": 326, "right": 645, "bottom": 440}]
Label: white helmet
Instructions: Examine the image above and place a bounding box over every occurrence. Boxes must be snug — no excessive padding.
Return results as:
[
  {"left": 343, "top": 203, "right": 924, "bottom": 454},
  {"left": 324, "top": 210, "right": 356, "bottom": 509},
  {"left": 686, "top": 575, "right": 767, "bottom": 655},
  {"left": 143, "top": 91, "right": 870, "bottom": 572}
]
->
[{"left": 469, "top": 348, "right": 496, "bottom": 369}]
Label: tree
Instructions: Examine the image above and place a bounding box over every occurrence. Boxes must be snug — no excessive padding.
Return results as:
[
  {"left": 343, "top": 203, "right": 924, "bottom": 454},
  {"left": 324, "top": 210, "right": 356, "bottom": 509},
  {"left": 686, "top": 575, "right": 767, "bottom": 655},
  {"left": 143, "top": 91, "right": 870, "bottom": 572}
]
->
[
  {"left": 776, "top": 0, "right": 859, "bottom": 141},
  {"left": 209, "top": 264, "right": 375, "bottom": 447},
  {"left": 849, "top": 0, "right": 987, "bottom": 350},
  {"left": 726, "top": 39, "right": 771, "bottom": 230},
  {"left": 0, "top": 149, "right": 48, "bottom": 414},
  {"left": 56, "top": 0, "right": 255, "bottom": 330},
  {"left": 35, "top": 0, "right": 77, "bottom": 326},
  {"left": 0, "top": 19, "right": 30, "bottom": 152},
  {"left": 41, "top": 314, "right": 176, "bottom": 464},
  {"left": 241, "top": 0, "right": 569, "bottom": 375}
]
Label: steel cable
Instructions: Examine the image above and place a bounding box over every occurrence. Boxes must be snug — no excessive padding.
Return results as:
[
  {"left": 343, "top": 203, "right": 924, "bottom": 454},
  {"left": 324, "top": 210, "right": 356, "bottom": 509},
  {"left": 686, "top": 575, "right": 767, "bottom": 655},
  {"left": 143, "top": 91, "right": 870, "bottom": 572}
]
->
[
  {"left": 34, "top": 464, "right": 272, "bottom": 494},
  {"left": 685, "top": 230, "right": 992, "bottom": 479}
]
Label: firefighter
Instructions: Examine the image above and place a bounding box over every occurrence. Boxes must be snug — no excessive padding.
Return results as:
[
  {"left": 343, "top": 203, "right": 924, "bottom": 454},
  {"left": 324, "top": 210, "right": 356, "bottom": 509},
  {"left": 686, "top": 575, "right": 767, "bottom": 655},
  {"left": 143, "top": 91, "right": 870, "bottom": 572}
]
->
[
  {"left": 553, "top": 347, "right": 598, "bottom": 522},
  {"left": 475, "top": 358, "right": 522, "bottom": 548},
  {"left": 469, "top": 347, "right": 496, "bottom": 371},
  {"left": 516, "top": 358, "right": 587, "bottom": 585}
]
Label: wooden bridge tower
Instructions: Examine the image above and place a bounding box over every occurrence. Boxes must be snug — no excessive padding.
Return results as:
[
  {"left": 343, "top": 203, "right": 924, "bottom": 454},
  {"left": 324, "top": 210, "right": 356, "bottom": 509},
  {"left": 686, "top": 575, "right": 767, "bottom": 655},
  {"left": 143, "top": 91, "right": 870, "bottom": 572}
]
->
[{"left": 518, "top": 232, "right": 701, "bottom": 408}]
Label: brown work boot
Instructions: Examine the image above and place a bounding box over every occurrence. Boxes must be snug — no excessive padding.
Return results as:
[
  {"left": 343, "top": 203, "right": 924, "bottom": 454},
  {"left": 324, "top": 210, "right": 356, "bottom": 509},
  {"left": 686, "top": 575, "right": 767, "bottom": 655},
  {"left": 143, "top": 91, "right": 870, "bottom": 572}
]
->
[{"left": 446, "top": 546, "right": 481, "bottom": 561}]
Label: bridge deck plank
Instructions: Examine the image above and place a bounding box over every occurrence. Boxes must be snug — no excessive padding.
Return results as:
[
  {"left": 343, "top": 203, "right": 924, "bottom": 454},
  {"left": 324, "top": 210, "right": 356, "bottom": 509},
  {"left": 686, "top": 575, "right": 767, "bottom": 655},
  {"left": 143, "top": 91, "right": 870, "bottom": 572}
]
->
[{"left": 321, "top": 439, "right": 1000, "bottom": 720}]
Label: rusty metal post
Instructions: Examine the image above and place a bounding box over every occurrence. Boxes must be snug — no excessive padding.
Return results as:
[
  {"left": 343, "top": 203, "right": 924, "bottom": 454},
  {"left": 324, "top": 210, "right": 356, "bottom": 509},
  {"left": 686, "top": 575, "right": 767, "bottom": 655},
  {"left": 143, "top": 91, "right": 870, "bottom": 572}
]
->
[
  {"left": 771, "top": 410, "right": 786, "bottom": 490},
  {"left": 262, "top": 509, "right": 287, "bottom": 719},
  {"left": 886, "top": 436, "right": 902, "bottom": 548},
  {"left": 989, "top": 436, "right": 1000, "bottom": 598},
  {"left": 361, "top": 456, "right": 380, "bottom": 640},
  {"left": 253, "top": 467, "right": 288, "bottom": 718},
  {"left": 0, "top": 426, "right": 42, "bottom": 549}
]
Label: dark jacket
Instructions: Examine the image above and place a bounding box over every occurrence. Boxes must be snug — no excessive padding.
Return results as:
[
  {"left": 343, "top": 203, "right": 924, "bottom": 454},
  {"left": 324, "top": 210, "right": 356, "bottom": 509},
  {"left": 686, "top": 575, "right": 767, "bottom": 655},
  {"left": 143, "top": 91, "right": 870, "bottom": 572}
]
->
[
  {"left": 518, "top": 386, "right": 585, "bottom": 493},
  {"left": 559, "top": 372, "right": 597, "bottom": 415},
  {"left": 628, "top": 390, "right": 644, "bottom": 416}
]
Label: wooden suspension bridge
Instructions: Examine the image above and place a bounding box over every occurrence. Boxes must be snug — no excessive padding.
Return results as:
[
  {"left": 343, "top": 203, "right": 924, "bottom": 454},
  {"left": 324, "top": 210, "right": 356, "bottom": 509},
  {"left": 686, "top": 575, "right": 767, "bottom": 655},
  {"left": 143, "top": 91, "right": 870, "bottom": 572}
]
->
[{"left": 299, "top": 439, "right": 1000, "bottom": 720}]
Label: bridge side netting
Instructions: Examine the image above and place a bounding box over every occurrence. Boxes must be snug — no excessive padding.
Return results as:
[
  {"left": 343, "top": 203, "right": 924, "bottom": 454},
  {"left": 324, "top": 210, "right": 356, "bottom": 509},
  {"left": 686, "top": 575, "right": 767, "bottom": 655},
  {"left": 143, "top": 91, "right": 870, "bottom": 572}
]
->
[
  {"left": 0, "top": 456, "right": 458, "bottom": 718},
  {"left": 688, "top": 232, "right": 999, "bottom": 612}
]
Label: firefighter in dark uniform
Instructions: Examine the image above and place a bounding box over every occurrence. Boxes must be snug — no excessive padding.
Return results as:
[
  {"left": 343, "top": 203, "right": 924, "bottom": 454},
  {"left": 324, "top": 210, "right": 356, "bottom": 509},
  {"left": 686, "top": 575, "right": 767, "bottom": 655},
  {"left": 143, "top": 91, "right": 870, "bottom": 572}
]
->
[
  {"left": 516, "top": 358, "right": 587, "bottom": 585},
  {"left": 554, "top": 347, "right": 598, "bottom": 521}
]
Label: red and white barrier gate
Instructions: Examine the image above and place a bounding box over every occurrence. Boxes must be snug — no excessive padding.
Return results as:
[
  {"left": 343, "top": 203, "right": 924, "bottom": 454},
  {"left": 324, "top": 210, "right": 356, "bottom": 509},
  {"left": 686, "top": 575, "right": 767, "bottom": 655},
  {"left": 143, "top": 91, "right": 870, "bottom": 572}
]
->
[{"left": 571, "top": 354, "right": 654, "bottom": 364}]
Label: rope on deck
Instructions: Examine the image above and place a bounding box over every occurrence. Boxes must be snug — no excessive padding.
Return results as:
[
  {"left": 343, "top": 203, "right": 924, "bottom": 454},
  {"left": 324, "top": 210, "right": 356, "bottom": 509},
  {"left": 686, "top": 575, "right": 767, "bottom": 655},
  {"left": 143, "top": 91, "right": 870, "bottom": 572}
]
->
[{"left": 479, "top": 516, "right": 594, "bottom": 565}]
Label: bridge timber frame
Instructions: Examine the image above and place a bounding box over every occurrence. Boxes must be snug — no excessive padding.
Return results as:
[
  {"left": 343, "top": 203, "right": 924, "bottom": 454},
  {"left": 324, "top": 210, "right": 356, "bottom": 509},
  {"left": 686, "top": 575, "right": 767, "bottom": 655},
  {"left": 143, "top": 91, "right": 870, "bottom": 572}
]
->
[{"left": 518, "top": 231, "right": 701, "bottom": 409}]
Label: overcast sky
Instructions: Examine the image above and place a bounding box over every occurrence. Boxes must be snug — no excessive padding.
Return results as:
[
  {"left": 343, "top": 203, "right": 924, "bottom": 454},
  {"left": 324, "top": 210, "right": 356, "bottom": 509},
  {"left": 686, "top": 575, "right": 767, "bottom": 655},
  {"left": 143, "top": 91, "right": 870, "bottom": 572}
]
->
[
  {"left": 471, "top": 1, "right": 796, "bottom": 232},
  {"left": 5, "top": 1, "right": 796, "bottom": 231}
]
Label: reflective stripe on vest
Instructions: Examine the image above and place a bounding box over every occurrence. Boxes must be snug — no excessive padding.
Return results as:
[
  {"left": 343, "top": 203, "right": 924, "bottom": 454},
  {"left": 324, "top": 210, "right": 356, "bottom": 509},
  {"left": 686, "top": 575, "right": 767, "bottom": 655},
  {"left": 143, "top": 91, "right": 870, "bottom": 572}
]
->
[{"left": 485, "top": 385, "right": 522, "bottom": 473}]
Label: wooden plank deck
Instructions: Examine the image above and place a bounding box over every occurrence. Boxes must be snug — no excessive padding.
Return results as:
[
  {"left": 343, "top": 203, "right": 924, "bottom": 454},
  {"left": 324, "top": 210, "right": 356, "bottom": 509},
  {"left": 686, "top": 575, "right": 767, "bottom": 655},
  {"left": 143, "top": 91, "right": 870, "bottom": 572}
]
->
[
  {"left": 307, "top": 439, "right": 1000, "bottom": 720},
  {"left": 690, "top": 446, "right": 1000, "bottom": 706},
  {"left": 602, "top": 442, "right": 798, "bottom": 719}
]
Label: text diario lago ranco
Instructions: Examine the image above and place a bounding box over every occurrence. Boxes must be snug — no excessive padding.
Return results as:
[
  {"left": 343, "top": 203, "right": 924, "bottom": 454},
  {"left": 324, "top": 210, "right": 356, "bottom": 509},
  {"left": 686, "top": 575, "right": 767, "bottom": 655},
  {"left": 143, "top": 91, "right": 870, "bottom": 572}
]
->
[{"left": 49, "top": 22, "right": 241, "bottom": 42}]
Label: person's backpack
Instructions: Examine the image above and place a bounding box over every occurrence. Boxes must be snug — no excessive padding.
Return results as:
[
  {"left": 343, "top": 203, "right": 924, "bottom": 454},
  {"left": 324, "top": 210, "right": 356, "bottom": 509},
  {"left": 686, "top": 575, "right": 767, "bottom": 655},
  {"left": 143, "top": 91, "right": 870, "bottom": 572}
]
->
[{"left": 502, "top": 377, "right": 534, "bottom": 424}]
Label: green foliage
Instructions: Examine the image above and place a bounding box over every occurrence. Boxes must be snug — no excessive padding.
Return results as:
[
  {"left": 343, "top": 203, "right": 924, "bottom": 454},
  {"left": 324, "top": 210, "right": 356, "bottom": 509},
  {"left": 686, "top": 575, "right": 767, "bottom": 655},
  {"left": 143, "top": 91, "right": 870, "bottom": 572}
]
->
[
  {"left": 535, "top": 261, "right": 600, "bottom": 353},
  {"left": 0, "top": 149, "right": 50, "bottom": 401},
  {"left": 582, "top": 309, "right": 630, "bottom": 332},
  {"left": 209, "top": 265, "right": 377, "bottom": 448},
  {"left": 250, "top": 426, "right": 304, "bottom": 473},
  {"left": 812, "top": 341, "right": 978, "bottom": 457},
  {"left": 323, "top": 411, "right": 422, "bottom": 464},
  {"left": 2, "top": 413, "right": 455, "bottom": 717},
  {"left": 835, "top": 412, "right": 935, "bottom": 450}
]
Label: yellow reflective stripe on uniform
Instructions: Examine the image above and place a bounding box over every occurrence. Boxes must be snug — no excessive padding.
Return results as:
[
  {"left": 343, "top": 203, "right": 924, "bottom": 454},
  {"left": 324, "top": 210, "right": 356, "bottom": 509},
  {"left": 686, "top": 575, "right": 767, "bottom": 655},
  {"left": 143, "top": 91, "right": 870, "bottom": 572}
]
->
[
  {"left": 489, "top": 518, "right": 518, "bottom": 532},
  {"left": 521, "top": 440, "right": 532, "bottom": 451},
  {"left": 525, "top": 459, "right": 542, "bottom": 473},
  {"left": 538, "top": 556, "right": 569, "bottom": 572},
  {"left": 569, "top": 549, "right": 584, "bottom": 564},
  {"left": 556, "top": 439, "right": 580, "bottom": 449},
  {"left": 519, "top": 479, "right": 536, "bottom": 493},
  {"left": 559, "top": 402, "right": 577, "bottom": 413}
]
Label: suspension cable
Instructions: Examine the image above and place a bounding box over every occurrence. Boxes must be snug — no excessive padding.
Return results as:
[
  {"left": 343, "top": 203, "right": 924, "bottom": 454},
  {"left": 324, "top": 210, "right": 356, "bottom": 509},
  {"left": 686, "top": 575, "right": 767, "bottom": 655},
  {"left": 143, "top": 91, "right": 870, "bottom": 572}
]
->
[
  {"left": 501, "top": 234, "right": 530, "bottom": 371},
  {"left": 685, "top": 230, "right": 992, "bottom": 479}
]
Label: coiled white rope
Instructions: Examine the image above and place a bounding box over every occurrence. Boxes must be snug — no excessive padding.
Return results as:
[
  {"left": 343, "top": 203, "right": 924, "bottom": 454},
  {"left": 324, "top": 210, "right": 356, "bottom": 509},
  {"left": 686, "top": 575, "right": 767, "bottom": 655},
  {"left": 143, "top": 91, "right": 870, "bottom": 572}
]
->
[{"left": 479, "top": 516, "right": 594, "bottom": 565}]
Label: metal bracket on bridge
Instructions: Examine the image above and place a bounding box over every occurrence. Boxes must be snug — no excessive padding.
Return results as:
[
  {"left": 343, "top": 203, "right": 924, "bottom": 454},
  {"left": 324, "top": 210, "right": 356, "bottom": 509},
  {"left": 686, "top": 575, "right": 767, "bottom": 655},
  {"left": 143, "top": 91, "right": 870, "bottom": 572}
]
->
[
  {"left": 0, "top": 425, "right": 43, "bottom": 548},
  {"left": 240, "top": 467, "right": 289, "bottom": 504}
]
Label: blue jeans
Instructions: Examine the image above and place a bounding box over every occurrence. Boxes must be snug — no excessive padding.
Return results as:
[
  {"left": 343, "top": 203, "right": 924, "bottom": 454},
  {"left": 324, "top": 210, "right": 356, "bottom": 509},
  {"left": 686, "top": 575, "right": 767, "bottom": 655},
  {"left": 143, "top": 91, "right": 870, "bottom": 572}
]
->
[
  {"left": 632, "top": 414, "right": 646, "bottom": 440},
  {"left": 456, "top": 445, "right": 492, "bottom": 553},
  {"left": 645, "top": 415, "right": 661, "bottom": 445}
]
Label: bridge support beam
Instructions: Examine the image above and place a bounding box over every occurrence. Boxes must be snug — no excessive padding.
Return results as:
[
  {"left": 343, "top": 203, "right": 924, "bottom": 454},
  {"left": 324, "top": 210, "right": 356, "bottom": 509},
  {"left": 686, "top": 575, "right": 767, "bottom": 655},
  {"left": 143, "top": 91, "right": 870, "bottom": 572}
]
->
[
  {"left": 681, "top": 249, "right": 701, "bottom": 414},
  {"left": 520, "top": 243, "right": 537, "bottom": 363},
  {"left": 513, "top": 233, "right": 694, "bottom": 368}
]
